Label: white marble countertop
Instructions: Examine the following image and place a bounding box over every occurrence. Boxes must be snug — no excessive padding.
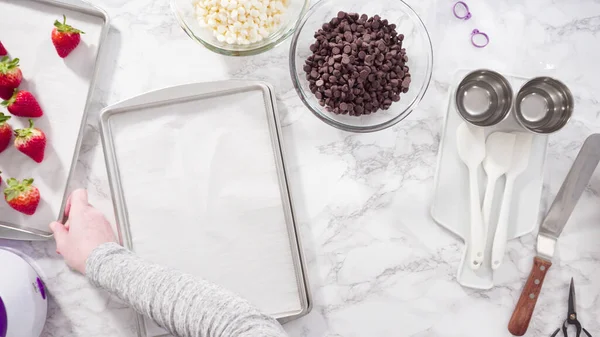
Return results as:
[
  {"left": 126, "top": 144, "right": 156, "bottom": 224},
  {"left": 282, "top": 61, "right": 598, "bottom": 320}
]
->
[{"left": 2, "top": 0, "right": 600, "bottom": 336}]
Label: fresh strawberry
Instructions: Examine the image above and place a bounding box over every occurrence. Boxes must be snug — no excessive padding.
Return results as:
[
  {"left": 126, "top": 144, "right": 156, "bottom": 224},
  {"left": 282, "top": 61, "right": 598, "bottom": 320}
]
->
[
  {"left": 0, "top": 113, "right": 11, "bottom": 153},
  {"left": 52, "top": 15, "right": 84, "bottom": 58},
  {"left": 0, "top": 41, "right": 7, "bottom": 56},
  {"left": 2, "top": 90, "right": 43, "bottom": 118},
  {"left": 14, "top": 119, "right": 46, "bottom": 163},
  {"left": 0, "top": 57, "right": 22, "bottom": 90},
  {"left": 0, "top": 87, "right": 13, "bottom": 100},
  {"left": 4, "top": 178, "right": 40, "bottom": 215}
]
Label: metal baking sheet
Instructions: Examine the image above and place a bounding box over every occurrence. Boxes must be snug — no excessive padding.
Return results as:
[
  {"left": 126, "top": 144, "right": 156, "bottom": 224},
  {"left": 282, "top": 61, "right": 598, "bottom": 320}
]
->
[
  {"left": 0, "top": 0, "right": 109, "bottom": 240},
  {"left": 100, "top": 81, "right": 311, "bottom": 337}
]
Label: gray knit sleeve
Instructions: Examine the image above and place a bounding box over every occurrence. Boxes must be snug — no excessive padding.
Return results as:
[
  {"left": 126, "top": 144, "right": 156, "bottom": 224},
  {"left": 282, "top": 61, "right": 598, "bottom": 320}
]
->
[{"left": 86, "top": 242, "right": 287, "bottom": 337}]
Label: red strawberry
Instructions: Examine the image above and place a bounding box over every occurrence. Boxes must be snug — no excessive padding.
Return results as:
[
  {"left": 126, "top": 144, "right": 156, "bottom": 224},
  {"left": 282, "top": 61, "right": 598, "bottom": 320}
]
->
[
  {"left": 0, "top": 57, "right": 22, "bottom": 90},
  {"left": 4, "top": 178, "right": 40, "bottom": 215},
  {"left": 2, "top": 90, "right": 43, "bottom": 118},
  {"left": 52, "top": 15, "right": 84, "bottom": 58},
  {"left": 0, "top": 112, "right": 12, "bottom": 153},
  {"left": 0, "top": 42, "right": 7, "bottom": 56},
  {"left": 0, "top": 87, "right": 13, "bottom": 100},
  {"left": 14, "top": 119, "right": 46, "bottom": 163}
]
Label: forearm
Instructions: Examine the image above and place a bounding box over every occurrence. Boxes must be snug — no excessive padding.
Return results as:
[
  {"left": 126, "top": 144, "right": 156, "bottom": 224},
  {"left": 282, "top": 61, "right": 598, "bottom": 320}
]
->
[{"left": 86, "top": 242, "right": 287, "bottom": 337}]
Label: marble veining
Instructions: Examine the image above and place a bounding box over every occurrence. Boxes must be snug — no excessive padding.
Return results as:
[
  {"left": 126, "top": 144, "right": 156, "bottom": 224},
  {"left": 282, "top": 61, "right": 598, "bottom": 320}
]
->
[{"left": 1, "top": 0, "right": 599, "bottom": 336}]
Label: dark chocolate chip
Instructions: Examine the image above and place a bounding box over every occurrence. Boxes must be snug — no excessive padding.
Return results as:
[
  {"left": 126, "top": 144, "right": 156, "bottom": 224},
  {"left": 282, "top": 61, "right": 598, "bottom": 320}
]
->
[{"left": 344, "top": 31, "right": 353, "bottom": 42}]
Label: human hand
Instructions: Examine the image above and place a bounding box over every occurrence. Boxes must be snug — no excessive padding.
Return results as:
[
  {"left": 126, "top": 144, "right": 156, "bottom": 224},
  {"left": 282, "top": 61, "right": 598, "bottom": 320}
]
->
[{"left": 49, "top": 189, "right": 117, "bottom": 274}]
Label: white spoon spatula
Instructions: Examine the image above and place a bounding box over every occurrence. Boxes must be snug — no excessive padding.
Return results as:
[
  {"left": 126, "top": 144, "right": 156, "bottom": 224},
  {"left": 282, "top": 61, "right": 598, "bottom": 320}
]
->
[
  {"left": 491, "top": 132, "right": 533, "bottom": 269},
  {"left": 482, "top": 132, "right": 516, "bottom": 235},
  {"left": 456, "top": 122, "right": 486, "bottom": 270}
]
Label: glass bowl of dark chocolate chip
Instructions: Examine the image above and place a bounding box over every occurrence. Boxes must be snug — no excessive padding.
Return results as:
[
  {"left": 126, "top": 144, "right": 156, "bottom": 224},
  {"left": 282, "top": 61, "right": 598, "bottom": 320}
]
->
[{"left": 289, "top": 0, "right": 433, "bottom": 132}]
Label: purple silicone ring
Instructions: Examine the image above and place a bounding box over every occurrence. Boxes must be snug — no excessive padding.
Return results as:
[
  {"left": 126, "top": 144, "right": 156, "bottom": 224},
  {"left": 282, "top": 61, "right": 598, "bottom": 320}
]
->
[
  {"left": 453, "top": 1, "right": 472, "bottom": 20},
  {"left": 471, "top": 29, "right": 489, "bottom": 48}
]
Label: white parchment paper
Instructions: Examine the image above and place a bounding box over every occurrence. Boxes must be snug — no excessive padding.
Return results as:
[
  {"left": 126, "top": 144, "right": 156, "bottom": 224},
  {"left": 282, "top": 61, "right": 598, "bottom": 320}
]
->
[
  {"left": 0, "top": 0, "right": 103, "bottom": 231},
  {"left": 108, "top": 89, "right": 302, "bottom": 336}
]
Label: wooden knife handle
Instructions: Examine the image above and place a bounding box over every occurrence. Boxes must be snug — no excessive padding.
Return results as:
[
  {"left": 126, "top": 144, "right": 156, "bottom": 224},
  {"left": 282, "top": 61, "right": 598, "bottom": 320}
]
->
[{"left": 508, "top": 257, "right": 552, "bottom": 336}]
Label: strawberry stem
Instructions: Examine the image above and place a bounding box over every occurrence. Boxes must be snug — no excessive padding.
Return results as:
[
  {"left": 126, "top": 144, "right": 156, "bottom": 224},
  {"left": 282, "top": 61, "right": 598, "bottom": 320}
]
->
[
  {"left": 54, "top": 15, "right": 85, "bottom": 34},
  {"left": 14, "top": 119, "right": 35, "bottom": 139}
]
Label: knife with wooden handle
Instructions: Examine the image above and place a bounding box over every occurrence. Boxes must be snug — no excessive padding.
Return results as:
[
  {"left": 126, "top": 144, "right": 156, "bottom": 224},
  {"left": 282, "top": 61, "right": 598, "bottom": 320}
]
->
[{"left": 508, "top": 133, "right": 600, "bottom": 336}]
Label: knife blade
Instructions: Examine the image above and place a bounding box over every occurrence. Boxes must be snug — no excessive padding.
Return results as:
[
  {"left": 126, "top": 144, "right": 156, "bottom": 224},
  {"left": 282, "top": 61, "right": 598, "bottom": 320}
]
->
[{"left": 508, "top": 133, "right": 600, "bottom": 336}]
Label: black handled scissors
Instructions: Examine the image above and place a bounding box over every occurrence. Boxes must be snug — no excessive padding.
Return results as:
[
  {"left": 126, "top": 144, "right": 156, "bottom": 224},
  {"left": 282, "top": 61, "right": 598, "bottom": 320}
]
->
[{"left": 551, "top": 278, "right": 592, "bottom": 337}]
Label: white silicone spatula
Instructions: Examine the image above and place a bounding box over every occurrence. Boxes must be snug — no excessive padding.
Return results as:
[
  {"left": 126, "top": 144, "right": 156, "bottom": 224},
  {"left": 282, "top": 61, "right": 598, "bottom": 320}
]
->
[
  {"left": 482, "top": 132, "right": 517, "bottom": 234},
  {"left": 491, "top": 132, "right": 533, "bottom": 269},
  {"left": 456, "top": 122, "right": 486, "bottom": 270}
]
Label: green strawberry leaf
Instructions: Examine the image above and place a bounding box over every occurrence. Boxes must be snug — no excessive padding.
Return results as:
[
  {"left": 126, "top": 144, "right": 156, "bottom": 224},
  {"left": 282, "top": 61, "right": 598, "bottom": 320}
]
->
[
  {"left": 0, "top": 112, "right": 10, "bottom": 124},
  {"left": 4, "top": 189, "right": 19, "bottom": 201},
  {"left": 14, "top": 128, "right": 33, "bottom": 139},
  {"left": 0, "top": 57, "right": 19, "bottom": 74},
  {"left": 1, "top": 89, "right": 17, "bottom": 107},
  {"left": 3, "top": 178, "right": 34, "bottom": 201}
]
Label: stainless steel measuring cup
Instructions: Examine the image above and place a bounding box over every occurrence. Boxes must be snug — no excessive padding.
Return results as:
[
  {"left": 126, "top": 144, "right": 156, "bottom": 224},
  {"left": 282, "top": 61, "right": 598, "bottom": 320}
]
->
[
  {"left": 514, "top": 77, "right": 573, "bottom": 134},
  {"left": 455, "top": 70, "right": 513, "bottom": 127}
]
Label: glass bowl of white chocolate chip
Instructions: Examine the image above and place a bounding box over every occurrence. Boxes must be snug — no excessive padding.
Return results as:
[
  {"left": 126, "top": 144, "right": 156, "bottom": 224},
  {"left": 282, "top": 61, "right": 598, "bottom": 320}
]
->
[{"left": 172, "top": 0, "right": 309, "bottom": 56}]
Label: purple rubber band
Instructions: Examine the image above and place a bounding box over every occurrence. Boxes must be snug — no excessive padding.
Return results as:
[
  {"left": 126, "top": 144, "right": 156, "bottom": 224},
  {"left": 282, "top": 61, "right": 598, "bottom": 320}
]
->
[
  {"left": 471, "top": 29, "right": 489, "bottom": 48},
  {"left": 453, "top": 1, "right": 472, "bottom": 20}
]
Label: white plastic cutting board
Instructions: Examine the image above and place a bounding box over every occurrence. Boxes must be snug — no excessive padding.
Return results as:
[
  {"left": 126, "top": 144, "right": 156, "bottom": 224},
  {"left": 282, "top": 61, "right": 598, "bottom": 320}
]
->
[{"left": 431, "top": 71, "right": 548, "bottom": 289}]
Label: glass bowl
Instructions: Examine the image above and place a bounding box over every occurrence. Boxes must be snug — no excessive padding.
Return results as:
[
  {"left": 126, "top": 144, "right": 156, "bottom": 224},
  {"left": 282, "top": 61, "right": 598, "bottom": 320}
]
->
[
  {"left": 171, "top": 0, "right": 309, "bottom": 56},
  {"left": 289, "top": 0, "right": 433, "bottom": 132}
]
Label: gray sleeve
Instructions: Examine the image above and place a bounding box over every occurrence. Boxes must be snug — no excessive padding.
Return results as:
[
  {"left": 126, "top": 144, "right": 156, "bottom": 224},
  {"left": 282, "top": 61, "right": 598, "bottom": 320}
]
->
[{"left": 86, "top": 242, "right": 287, "bottom": 337}]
